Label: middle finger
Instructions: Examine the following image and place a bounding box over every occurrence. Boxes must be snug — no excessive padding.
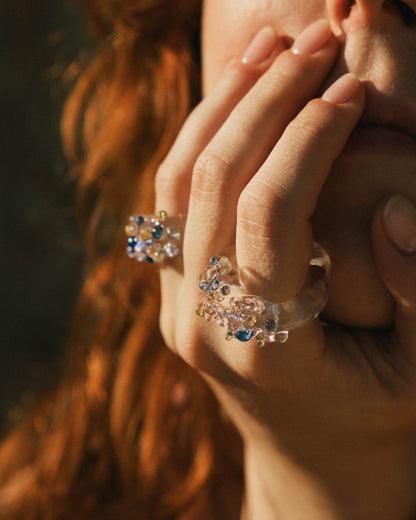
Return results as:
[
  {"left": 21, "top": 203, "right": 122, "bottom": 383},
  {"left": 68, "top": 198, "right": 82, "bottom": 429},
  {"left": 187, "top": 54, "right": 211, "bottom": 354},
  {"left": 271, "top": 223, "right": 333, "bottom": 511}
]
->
[{"left": 185, "top": 19, "right": 339, "bottom": 274}]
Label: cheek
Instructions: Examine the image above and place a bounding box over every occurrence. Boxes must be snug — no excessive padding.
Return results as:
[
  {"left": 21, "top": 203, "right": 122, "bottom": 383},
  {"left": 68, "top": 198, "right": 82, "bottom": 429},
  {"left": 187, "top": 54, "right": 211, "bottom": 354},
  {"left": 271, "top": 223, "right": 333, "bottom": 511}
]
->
[
  {"left": 202, "top": 0, "right": 272, "bottom": 93},
  {"left": 202, "top": 0, "right": 327, "bottom": 94}
]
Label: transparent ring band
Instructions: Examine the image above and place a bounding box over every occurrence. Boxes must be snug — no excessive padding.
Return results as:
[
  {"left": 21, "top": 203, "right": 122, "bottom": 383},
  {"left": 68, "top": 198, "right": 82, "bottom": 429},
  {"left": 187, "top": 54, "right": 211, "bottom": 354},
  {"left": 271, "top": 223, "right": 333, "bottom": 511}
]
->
[
  {"left": 195, "top": 242, "right": 331, "bottom": 347},
  {"left": 125, "top": 211, "right": 183, "bottom": 263}
]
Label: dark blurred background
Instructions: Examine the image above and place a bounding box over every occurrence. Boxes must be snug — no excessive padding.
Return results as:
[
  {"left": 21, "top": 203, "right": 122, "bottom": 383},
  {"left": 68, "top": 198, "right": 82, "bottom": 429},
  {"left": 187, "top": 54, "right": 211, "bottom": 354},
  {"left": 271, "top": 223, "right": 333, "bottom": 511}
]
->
[{"left": 0, "top": 0, "right": 91, "bottom": 428}]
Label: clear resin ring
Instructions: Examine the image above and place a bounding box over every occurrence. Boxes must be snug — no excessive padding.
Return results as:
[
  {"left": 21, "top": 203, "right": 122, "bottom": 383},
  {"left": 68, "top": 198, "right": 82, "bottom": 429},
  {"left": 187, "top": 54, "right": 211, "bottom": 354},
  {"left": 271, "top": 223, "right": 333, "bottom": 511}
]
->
[
  {"left": 195, "top": 242, "right": 331, "bottom": 347},
  {"left": 125, "top": 211, "right": 182, "bottom": 263}
]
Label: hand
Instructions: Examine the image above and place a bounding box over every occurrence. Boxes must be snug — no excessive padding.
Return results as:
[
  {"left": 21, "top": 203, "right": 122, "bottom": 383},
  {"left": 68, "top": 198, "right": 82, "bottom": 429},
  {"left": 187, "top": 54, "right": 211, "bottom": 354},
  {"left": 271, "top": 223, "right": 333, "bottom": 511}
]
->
[{"left": 155, "top": 20, "right": 416, "bottom": 519}]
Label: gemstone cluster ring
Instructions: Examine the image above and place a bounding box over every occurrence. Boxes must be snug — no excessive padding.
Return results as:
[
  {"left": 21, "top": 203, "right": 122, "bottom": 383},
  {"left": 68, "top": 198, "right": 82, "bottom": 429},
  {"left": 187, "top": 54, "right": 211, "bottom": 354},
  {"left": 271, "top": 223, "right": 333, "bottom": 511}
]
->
[
  {"left": 125, "top": 211, "right": 182, "bottom": 263},
  {"left": 195, "top": 242, "right": 331, "bottom": 347}
]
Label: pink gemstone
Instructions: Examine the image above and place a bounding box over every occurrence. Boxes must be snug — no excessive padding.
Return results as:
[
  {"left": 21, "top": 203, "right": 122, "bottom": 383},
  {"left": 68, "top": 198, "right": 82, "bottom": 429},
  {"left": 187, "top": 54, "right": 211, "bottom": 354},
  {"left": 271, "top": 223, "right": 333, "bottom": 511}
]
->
[{"left": 226, "top": 312, "right": 242, "bottom": 332}]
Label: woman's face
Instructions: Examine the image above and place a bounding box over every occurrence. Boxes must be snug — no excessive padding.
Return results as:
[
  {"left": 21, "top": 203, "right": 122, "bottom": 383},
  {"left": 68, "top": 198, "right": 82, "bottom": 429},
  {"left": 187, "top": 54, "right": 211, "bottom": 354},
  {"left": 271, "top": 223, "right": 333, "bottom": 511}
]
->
[{"left": 202, "top": 0, "right": 416, "bottom": 328}]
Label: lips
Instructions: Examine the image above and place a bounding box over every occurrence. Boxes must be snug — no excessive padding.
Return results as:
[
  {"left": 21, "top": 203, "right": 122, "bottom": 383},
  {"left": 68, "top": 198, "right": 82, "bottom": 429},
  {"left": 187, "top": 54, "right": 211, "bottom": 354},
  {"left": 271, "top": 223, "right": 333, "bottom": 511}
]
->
[
  {"left": 346, "top": 88, "right": 416, "bottom": 154},
  {"left": 360, "top": 89, "right": 416, "bottom": 140}
]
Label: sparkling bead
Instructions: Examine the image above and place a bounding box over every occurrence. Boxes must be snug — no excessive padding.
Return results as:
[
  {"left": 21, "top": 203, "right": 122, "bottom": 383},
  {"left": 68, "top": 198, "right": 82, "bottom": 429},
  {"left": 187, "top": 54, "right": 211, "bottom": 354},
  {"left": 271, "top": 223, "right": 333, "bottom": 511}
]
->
[
  {"left": 125, "top": 224, "right": 135, "bottom": 236},
  {"left": 256, "top": 334, "right": 267, "bottom": 348},
  {"left": 217, "top": 256, "right": 232, "bottom": 275},
  {"left": 251, "top": 298, "right": 266, "bottom": 313},
  {"left": 199, "top": 281, "right": 208, "bottom": 291},
  {"left": 145, "top": 246, "right": 155, "bottom": 258},
  {"left": 195, "top": 303, "right": 205, "bottom": 317},
  {"left": 159, "top": 210, "right": 167, "bottom": 221},
  {"left": 127, "top": 248, "right": 136, "bottom": 259},
  {"left": 225, "top": 330, "right": 234, "bottom": 341},
  {"left": 244, "top": 314, "right": 257, "bottom": 328},
  {"left": 164, "top": 242, "right": 179, "bottom": 257},
  {"left": 152, "top": 224, "right": 164, "bottom": 239},
  {"left": 215, "top": 314, "right": 226, "bottom": 326},
  {"left": 139, "top": 227, "right": 153, "bottom": 241},
  {"left": 205, "top": 266, "right": 219, "bottom": 282},
  {"left": 145, "top": 238, "right": 154, "bottom": 247},
  {"left": 263, "top": 331, "right": 276, "bottom": 343},
  {"left": 135, "top": 216, "right": 144, "bottom": 226},
  {"left": 264, "top": 318, "right": 278, "bottom": 332},
  {"left": 127, "top": 236, "right": 138, "bottom": 249},
  {"left": 226, "top": 312, "right": 241, "bottom": 332},
  {"left": 209, "top": 257, "right": 219, "bottom": 266},
  {"left": 221, "top": 284, "right": 231, "bottom": 296},
  {"left": 235, "top": 329, "right": 254, "bottom": 342},
  {"left": 205, "top": 310, "right": 217, "bottom": 322},
  {"left": 153, "top": 250, "right": 166, "bottom": 263},
  {"left": 136, "top": 252, "right": 146, "bottom": 262},
  {"left": 276, "top": 331, "right": 289, "bottom": 343},
  {"left": 167, "top": 227, "right": 181, "bottom": 240},
  {"left": 134, "top": 241, "right": 146, "bottom": 253}
]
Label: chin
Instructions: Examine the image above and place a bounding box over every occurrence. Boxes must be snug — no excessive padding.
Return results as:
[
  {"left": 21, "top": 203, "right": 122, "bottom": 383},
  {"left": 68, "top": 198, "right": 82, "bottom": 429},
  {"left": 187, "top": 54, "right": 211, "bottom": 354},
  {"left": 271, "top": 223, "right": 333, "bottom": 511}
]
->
[
  {"left": 321, "top": 270, "right": 395, "bottom": 330},
  {"left": 313, "top": 225, "right": 395, "bottom": 330},
  {"left": 311, "top": 152, "right": 409, "bottom": 330}
]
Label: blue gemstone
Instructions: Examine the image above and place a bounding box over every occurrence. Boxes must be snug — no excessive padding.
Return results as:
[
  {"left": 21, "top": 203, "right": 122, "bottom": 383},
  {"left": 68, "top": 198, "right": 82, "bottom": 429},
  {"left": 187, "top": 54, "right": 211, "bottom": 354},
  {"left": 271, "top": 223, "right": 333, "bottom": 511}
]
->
[
  {"left": 209, "top": 257, "right": 218, "bottom": 266},
  {"left": 136, "top": 216, "right": 144, "bottom": 226},
  {"left": 152, "top": 225, "right": 164, "bottom": 239},
  {"left": 146, "top": 256, "right": 155, "bottom": 263},
  {"left": 199, "top": 282, "right": 208, "bottom": 291},
  {"left": 128, "top": 236, "right": 138, "bottom": 247},
  {"left": 235, "top": 330, "right": 254, "bottom": 342}
]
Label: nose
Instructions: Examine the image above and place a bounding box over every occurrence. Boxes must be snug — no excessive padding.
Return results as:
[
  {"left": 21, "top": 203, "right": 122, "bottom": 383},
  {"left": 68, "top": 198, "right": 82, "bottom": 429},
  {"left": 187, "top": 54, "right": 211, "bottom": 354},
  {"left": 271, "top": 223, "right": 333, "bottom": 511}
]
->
[{"left": 327, "top": 0, "right": 416, "bottom": 28}]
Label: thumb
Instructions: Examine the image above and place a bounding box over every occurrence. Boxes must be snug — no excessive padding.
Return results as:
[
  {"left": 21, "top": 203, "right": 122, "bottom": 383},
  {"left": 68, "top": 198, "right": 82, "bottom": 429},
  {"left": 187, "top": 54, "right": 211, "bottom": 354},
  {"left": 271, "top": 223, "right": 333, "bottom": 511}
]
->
[{"left": 372, "top": 195, "right": 416, "bottom": 346}]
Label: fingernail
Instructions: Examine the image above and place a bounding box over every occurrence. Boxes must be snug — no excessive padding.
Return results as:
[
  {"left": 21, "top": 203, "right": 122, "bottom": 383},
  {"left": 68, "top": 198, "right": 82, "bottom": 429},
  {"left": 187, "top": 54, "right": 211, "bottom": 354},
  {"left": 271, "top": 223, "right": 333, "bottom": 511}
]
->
[
  {"left": 292, "top": 19, "right": 332, "bottom": 55},
  {"left": 321, "top": 73, "right": 360, "bottom": 104},
  {"left": 383, "top": 195, "right": 416, "bottom": 254},
  {"left": 242, "top": 26, "right": 276, "bottom": 65}
]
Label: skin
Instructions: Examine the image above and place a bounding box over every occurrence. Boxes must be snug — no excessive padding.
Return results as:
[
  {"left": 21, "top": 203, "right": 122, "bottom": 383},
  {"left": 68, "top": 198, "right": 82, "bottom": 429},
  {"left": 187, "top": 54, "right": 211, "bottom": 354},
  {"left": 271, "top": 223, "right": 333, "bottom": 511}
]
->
[{"left": 155, "top": 0, "right": 416, "bottom": 518}]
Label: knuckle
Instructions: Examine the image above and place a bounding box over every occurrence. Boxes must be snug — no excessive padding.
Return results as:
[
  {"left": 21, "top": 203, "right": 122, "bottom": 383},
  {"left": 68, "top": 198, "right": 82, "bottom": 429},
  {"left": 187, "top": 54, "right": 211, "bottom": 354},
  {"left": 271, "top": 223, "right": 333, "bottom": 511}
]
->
[
  {"left": 287, "top": 104, "right": 332, "bottom": 144},
  {"left": 238, "top": 186, "right": 274, "bottom": 234},
  {"left": 191, "top": 150, "right": 233, "bottom": 201},
  {"left": 238, "top": 181, "right": 297, "bottom": 240}
]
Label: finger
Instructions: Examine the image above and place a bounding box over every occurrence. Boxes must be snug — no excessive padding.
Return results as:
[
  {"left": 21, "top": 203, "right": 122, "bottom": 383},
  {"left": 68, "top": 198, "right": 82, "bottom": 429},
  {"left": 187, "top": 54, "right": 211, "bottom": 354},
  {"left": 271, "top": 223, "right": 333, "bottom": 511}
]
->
[
  {"left": 155, "top": 26, "right": 284, "bottom": 217},
  {"left": 372, "top": 195, "right": 416, "bottom": 349},
  {"left": 236, "top": 74, "right": 365, "bottom": 304},
  {"left": 156, "top": 28, "right": 284, "bottom": 349},
  {"left": 185, "top": 20, "right": 338, "bottom": 276}
]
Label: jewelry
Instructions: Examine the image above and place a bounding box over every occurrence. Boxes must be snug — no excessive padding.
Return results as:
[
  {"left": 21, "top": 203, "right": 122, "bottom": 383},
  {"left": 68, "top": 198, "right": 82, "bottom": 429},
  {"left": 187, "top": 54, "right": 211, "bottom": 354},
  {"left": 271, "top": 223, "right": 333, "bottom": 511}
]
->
[
  {"left": 195, "top": 242, "right": 330, "bottom": 347},
  {"left": 125, "top": 211, "right": 182, "bottom": 263}
]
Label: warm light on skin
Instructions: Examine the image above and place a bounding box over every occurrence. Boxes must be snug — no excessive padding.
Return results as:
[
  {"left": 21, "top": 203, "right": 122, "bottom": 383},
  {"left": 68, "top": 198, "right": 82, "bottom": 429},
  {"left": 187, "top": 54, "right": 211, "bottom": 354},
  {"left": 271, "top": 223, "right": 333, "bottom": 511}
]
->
[{"left": 202, "top": 0, "right": 416, "bottom": 329}]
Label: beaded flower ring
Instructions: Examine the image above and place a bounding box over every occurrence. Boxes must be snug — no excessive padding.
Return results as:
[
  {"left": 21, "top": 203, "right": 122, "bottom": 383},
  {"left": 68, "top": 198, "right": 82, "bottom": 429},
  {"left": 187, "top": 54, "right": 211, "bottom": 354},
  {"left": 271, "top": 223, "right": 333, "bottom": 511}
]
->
[
  {"left": 125, "top": 211, "right": 182, "bottom": 263},
  {"left": 196, "top": 243, "right": 331, "bottom": 347}
]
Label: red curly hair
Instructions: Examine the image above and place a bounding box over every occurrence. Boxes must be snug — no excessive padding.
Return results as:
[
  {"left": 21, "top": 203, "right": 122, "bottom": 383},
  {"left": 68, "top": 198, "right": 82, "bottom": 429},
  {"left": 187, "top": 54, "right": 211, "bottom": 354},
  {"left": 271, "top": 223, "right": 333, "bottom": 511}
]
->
[{"left": 0, "top": 1, "right": 243, "bottom": 518}]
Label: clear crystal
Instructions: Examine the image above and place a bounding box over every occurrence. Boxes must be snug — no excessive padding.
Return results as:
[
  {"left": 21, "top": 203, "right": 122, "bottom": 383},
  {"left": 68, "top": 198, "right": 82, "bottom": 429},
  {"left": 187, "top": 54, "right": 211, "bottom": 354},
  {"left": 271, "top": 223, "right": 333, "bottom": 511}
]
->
[
  {"left": 217, "top": 256, "right": 232, "bottom": 275},
  {"left": 167, "top": 227, "right": 181, "bottom": 240},
  {"left": 276, "top": 331, "right": 289, "bottom": 343},
  {"left": 164, "top": 242, "right": 179, "bottom": 257}
]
